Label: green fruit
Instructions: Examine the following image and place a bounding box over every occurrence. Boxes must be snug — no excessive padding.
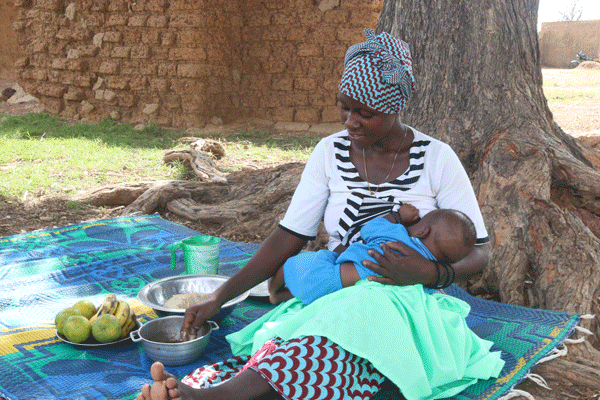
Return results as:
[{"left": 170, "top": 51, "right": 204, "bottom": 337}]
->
[
  {"left": 72, "top": 299, "right": 97, "bottom": 319},
  {"left": 92, "top": 314, "right": 122, "bottom": 343},
  {"left": 54, "top": 307, "right": 82, "bottom": 336},
  {"left": 62, "top": 315, "right": 92, "bottom": 343}
]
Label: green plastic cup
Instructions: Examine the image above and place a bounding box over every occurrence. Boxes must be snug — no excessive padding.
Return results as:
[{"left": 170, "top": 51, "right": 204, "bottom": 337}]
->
[{"left": 170, "top": 236, "right": 221, "bottom": 275}]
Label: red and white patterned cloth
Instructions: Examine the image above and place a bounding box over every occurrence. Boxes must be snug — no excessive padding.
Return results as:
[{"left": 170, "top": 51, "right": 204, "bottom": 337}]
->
[{"left": 182, "top": 336, "right": 387, "bottom": 400}]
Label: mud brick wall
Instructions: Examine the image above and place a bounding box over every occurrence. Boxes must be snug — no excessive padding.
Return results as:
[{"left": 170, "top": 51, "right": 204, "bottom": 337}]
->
[
  {"left": 0, "top": 0, "right": 23, "bottom": 79},
  {"left": 539, "top": 20, "right": 600, "bottom": 68},
  {"left": 13, "top": 0, "right": 383, "bottom": 129}
]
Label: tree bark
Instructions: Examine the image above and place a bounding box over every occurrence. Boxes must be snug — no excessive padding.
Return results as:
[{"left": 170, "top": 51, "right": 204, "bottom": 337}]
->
[
  {"left": 377, "top": 0, "right": 600, "bottom": 392},
  {"left": 378, "top": 0, "right": 600, "bottom": 347},
  {"left": 112, "top": 163, "right": 312, "bottom": 244},
  {"left": 71, "top": 181, "right": 166, "bottom": 207},
  {"left": 163, "top": 138, "right": 227, "bottom": 182},
  {"left": 517, "top": 356, "right": 600, "bottom": 399}
]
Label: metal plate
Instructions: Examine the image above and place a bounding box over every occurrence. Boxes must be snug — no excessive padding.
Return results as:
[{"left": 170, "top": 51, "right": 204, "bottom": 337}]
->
[
  {"left": 56, "top": 320, "right": 141, "bottom": 347},
  {"left": 248, "top": 280, "right": 270, "bottom": 298},
  {"left": 137, "top": 274, "right": 250, "bottom": 317}
]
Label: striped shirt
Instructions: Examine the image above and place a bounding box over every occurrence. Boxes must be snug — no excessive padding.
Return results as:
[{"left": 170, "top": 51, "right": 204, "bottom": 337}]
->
[{"left": 280, "top": 128, "right": 489, "bottom": 250}]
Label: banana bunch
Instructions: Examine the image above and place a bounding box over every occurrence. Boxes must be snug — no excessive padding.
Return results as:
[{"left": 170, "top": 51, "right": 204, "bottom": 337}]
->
[
  {"left": 89, "top": 293, "right": 138, "bottom": 338},
  {"left": 89, "top": 293, "right": 118, "bottom": 323},
  {"left": 119, "top": 301, "right": 138, "bottom": 339}
]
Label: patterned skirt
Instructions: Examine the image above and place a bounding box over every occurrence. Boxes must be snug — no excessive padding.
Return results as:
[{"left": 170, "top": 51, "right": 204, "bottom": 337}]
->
[{"left": 181, "top": 335, "right": 387, "bottom": 400}]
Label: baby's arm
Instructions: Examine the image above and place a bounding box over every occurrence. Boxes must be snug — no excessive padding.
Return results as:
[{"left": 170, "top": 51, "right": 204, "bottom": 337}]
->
[
  {"left": 339, "top": 206, "right": 420, "bottom": 289},
  {"left": 396, "top": 203, "right": 420, "bottom": 224},
  {"left": 268, "top": 266, "right": 293, "bottom": 304},
  {"left": 340, "top": 262, "right": 361, "bottom": 287},
  {"left": 382, "top": 203, "right": 420, "bottom": 225}
]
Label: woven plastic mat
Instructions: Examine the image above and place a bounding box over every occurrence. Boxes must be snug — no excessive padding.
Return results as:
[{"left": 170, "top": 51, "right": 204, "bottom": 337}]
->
[{"left": 0, "top": 214, "right": 579, "bottom": 400}]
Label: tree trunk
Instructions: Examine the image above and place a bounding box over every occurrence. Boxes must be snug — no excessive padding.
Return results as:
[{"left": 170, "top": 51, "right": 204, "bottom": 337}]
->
[{"left": 376, "top": 0, "right": 600, "bottom": 381}]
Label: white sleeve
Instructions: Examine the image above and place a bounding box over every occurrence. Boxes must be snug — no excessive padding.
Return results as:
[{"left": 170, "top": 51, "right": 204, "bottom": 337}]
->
[
  {"left": 431, "top": 145, "right": 489, "bottom": 244},
  {"left": 278, "top": 138, "right": 330, "bottom": 239}
]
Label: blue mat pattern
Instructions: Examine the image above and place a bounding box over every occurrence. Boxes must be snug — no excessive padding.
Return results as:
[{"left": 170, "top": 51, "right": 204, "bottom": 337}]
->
[{"left": 0, "top": 214, "right": 579, "bottom": 400}]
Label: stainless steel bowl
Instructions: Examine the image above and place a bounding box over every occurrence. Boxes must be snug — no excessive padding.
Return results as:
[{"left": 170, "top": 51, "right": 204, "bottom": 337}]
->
[
  {"left": 131, "top": 316, "right": 219, "bottom": 366},
  {"left": 137, "top": 274, "right": 250, "bottom": 322}
]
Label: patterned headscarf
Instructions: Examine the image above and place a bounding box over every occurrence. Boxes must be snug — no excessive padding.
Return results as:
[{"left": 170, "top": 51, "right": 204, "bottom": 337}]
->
[{"left": 339, "top": 29, "right": 415, "bottom": 114}]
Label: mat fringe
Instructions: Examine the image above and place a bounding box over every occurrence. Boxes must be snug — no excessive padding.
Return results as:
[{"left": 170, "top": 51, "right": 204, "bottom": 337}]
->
[{"left": 497, "top": 314, "right": 595, "bottom": 400}]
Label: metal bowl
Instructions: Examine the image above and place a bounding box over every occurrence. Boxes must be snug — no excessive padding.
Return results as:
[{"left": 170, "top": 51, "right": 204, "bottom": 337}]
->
[
  {"left": 131, "top": 316, "right": 219, "bottom": 366},
  {"left": 137, "top": 274, "right": 250, "bottom": 322}
]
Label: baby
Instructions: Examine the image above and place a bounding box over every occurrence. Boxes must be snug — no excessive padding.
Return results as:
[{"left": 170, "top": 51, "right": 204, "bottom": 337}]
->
[{"left": 269, "top": 204, "right": 476, "bottom": 305}]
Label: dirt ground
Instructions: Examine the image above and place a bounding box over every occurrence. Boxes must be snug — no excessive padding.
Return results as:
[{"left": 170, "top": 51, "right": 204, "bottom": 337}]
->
[
  {"left": 1, "top": 67, "right": 600, "bottom": 240},
  {"left": 542, "top": 63, "right": 600, "bottom": 137}
]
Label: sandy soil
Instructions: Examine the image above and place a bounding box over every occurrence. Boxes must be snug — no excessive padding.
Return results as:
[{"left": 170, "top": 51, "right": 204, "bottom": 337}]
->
[{"left": 542, "top": 63, "right": 600, "bottom": 138}]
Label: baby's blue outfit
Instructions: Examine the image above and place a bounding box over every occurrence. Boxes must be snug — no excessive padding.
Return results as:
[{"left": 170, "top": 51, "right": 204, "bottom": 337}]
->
[{"left": 284, "top": 217, "right": 436, "bottom": 305}]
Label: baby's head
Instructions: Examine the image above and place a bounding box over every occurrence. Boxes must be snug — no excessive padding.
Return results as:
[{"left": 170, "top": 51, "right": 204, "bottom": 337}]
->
[{"left": 408, "top": 209, "right": 476, "bottom": 263}]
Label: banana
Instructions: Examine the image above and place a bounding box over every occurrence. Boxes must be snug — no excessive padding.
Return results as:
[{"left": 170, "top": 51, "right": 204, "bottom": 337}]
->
[
  {"left": 120, "top": 318, "right": 136, "bottom": 338},
  {"left": 89, "top": 293, "right": 118, "bottom": 323},
  {"left": 106, "top": 293, "right": 119, "bottom": 315},
  {"left": 120, "top": 307, "right": 137, "bottom": 338},
  {"left": 113, "top": 299, "right": 131, "bottom": 327}
]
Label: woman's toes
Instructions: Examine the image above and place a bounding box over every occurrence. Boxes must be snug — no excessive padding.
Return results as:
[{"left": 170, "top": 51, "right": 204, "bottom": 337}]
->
[
  {"left": 150, "top": 362, "right": 166, "bottom": 382},
  {"left": 139, "top": 384, "right": 151, "bottom": 399}
]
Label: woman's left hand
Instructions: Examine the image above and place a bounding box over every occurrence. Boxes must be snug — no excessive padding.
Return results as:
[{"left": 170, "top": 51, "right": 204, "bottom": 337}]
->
[{"left": 363, "top": 241, "right": 436, "bottom": 286}]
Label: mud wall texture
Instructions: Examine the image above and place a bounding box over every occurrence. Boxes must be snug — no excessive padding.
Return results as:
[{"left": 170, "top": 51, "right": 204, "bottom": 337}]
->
[
  {"left": 539, "top": 20, "right": 600, "bottom": 68},
  {"left": 0, "top": 0, "right": 23, "bottom": 79},
  {"left": 13, "top": 0, "right": 382, "bottom": 128}
]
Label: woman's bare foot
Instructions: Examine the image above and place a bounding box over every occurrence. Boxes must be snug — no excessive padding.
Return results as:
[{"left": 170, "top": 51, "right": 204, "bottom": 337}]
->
[
  {"left": 136, "top": 362, "right": 198, "bottom": 400},
  {"left": 136, "top": 361, "right": 279, "bottom": 400}
]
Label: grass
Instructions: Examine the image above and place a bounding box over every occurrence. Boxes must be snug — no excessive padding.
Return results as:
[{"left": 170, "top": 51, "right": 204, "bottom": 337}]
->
[
  {"left": 543, "top": 88, "right": 597, "bottom": 102},
  {"left": 542, "top": 68, "right": 600, "bottom": 103},
  {"left": 206, "top": 130, "right": 318, "bottom": 172},
  {"left": 542, "top": 69, "right": 600, "bottom": 86},
  {"left": 0, "top": 113, "right": 316, "bottom": 200},
  {"left": 3, "top": 67, "right": 593, "bottom": 202}
]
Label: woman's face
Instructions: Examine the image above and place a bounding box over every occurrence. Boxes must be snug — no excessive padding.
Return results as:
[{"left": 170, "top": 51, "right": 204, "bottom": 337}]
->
[{"left": 338, "top": 92, "right": 400, "bottom": 149}]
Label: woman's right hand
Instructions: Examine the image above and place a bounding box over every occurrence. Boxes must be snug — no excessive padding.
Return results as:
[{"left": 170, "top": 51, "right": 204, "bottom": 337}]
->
[
  {"left": 178, "top": 227, "right": 308, "bottom": 340},
  {"left": 179, "top": 294, "right": 221, "bottom": 341}
]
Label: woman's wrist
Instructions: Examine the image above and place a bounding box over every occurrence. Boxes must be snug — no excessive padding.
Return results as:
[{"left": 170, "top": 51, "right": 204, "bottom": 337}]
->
[
  {"left": 214, "top": 277, "right": 246, "bottom": 307},
  {"left": 421, "top": 259, "right": 439, "bottom": 287},
  {"left": 424, "top": 260, "right": 455, "bottom": 289}
]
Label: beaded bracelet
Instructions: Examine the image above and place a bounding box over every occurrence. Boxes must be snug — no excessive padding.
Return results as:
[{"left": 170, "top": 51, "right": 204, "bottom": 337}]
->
[
  {"left": 425, "top": 261, "right": 456, "bottom": 290},
  {"left": 439, "top": 261, "right": 455, "bottom": 289}
]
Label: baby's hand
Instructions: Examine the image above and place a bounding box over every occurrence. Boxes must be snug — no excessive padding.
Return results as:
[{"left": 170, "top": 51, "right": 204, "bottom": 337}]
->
[{"left": 398, "top": 204, "right": 420, "bottom": 224}]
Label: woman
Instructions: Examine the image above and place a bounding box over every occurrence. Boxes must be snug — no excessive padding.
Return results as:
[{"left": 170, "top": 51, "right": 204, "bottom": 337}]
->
[{"left": 137, "top": 29, "right": 503, "bottom": 400}]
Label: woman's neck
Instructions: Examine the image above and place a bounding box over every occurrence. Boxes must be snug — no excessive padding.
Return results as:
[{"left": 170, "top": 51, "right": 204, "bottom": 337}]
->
[{"left": 369, "top": 123, "right": 411, "bottom": 154}]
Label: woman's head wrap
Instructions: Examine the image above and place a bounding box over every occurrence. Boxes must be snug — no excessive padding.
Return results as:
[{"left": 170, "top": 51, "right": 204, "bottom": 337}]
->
[{"left": 339, "top": 29, "right": 415, "bottom": 114}]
